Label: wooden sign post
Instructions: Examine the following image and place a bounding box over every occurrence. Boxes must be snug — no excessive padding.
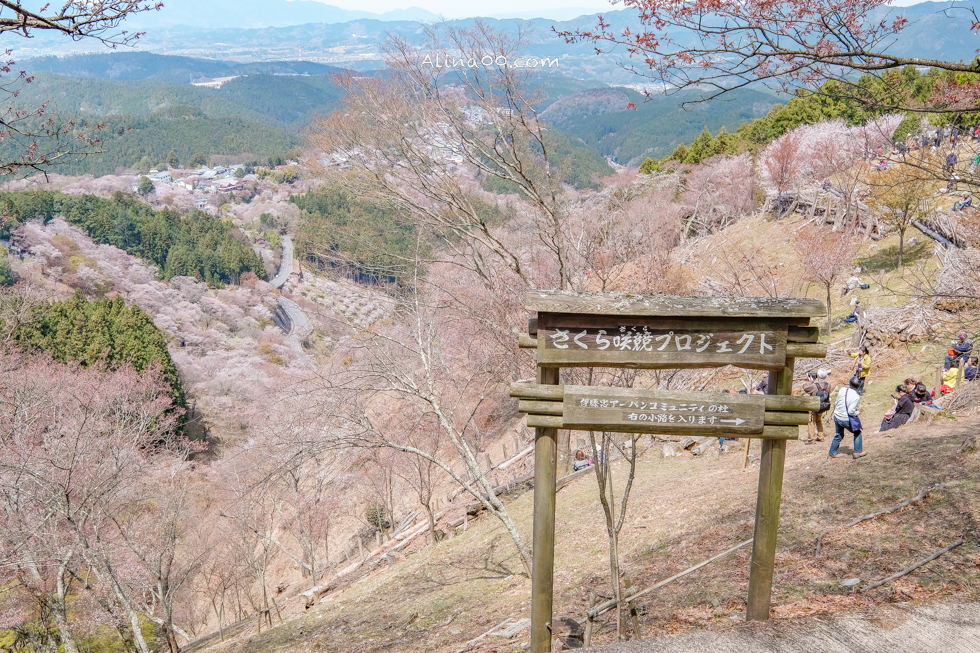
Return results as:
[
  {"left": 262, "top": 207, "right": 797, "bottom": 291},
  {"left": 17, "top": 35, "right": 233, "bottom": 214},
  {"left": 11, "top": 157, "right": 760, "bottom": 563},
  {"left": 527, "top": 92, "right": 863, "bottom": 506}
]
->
[{"left": 514, "top": 290, "right": 827, "bottom": 653}]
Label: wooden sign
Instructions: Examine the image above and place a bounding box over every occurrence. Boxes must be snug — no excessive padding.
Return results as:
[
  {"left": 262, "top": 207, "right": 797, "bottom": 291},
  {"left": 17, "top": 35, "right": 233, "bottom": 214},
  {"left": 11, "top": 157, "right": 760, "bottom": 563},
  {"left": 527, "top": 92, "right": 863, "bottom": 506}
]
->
[
  {"left": 537, "top": 315, "right": 788, "bottom": 370},
  {"left": 562, "top": 386, "right": 766, "bottom": 436}
]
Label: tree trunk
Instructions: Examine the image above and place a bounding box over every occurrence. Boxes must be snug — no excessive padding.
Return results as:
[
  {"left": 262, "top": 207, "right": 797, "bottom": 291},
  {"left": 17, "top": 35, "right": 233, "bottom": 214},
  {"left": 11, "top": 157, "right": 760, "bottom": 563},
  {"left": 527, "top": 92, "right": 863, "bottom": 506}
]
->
[
  {"left": 898, "top": 227, "right": 905, "bottom": 268},
  {"left": 158, "top": 580, "right": 181, "bottom": 653},
  {"left": 424, "top": 502, "right": 437, "bottom": 544},
  {"left": 825, "top": 282, "right": 833, "bottom": 336},
  {"left": 591, "top": 432, "right": 624, "bottom": 640},
  {"left": 53, "top": 564, "right": 81, "bottom": 653}
]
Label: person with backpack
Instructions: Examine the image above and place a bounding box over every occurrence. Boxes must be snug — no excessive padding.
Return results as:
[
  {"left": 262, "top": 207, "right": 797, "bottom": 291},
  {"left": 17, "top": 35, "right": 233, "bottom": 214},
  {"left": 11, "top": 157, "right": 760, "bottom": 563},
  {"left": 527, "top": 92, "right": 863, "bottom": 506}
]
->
[
  {"left": 802, "top": 369, "right": 832, "bottom": 444},
  {"left": 830, "top": 376, "right": 866, "bottom": 459}
]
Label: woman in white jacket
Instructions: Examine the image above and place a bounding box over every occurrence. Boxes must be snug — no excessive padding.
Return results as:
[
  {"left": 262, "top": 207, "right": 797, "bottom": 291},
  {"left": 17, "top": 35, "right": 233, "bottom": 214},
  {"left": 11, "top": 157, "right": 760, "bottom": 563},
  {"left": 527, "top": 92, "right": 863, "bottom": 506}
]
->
[{"left": 830, "top": 376, "right": 866, "bottom": 459}]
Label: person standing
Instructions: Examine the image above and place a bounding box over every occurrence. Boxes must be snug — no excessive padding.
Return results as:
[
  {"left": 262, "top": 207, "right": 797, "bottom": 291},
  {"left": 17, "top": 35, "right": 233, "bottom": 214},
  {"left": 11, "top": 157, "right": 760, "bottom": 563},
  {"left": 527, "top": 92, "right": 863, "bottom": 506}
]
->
[
  {"left": 830, "top": 376, "right": 866, "bottom": 459},
  {"left": 849, "top": 345, "right": 871, "bottom": 395},
  {"left": 802, "top": 369, "right": 832, "bottom": 444}
]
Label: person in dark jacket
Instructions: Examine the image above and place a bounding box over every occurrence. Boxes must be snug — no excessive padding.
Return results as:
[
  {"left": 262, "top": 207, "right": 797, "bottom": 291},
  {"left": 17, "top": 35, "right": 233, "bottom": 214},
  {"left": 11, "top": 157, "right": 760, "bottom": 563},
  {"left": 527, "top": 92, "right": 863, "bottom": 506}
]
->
[
  {"left": 878, "top": 385, "right": 915, "bottom": 432},
  {"left": 944, "top": 331, "right": 973, "bottom": 370},
  {"left": 966, "top": 357, "right": 979, "bottom": 382}
]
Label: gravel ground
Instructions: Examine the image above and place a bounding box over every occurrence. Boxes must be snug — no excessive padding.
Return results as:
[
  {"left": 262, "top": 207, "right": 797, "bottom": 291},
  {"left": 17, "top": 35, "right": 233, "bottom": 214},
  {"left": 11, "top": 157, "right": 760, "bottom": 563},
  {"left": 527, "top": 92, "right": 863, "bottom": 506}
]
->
[{"left": 590, "top": 601, "right": 980, "bottom": 653}]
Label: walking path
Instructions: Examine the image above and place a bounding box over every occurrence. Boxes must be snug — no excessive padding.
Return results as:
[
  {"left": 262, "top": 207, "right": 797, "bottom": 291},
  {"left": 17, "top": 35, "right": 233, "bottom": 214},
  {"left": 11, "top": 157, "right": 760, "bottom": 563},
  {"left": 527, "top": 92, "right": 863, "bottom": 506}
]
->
[{"left": 591, "top": 602, "right": 980, "bottom": 653}]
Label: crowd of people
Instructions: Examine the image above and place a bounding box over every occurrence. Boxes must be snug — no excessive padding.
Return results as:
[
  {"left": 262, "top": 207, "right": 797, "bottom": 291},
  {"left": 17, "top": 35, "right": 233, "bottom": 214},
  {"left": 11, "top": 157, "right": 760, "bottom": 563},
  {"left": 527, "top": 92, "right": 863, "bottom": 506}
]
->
[{"left": 799, "top": 330, "right": 976, "bottom": 460}]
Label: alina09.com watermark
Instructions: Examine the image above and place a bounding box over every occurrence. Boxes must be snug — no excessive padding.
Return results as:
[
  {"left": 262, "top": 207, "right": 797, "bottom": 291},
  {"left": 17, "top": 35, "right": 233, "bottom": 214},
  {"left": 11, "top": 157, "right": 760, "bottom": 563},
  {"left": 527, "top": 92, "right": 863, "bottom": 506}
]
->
[{"left": 420, "top": 53, "right": 559, "bottom": 69}]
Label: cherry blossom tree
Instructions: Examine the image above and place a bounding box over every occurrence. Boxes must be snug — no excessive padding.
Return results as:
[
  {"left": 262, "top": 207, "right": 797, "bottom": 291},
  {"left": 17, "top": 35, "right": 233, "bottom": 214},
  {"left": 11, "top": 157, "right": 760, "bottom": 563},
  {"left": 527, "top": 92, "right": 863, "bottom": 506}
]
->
[
  {"left": 0, "top": 348, "right": 186, "bottom": 653},
  {"left": 793, "top": 226, "right": 861, "bottom": 334},
  {"left": 560, "top": 0, "right": 980, "bottom": 113}
]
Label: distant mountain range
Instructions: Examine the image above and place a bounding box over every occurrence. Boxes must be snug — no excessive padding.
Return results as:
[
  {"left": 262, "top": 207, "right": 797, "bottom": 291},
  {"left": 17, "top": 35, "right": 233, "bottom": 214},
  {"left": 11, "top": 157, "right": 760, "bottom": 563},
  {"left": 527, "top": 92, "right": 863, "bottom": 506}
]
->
[
  {"left": 14, "top": 1, "right": 980, "bottom": 84},
  {"left": 125, "top": 0, "right": 443, "bottom": 29}
]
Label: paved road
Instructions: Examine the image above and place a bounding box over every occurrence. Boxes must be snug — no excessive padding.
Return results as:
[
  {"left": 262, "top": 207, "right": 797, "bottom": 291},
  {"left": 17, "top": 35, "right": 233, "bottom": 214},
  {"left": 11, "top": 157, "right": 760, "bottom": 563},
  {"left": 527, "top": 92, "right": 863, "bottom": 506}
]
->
[
  {"left": 590, "top": 602, "right": 980, "bottom": 653},
  {"left": 277, "top": 296, "right": 311, "bottom": 338},
  {"left": 277, "top": 295, "right": 315, "bottom": 369},
  {"left": 270, "top": 235, "right": 293, "bottom": 289}
]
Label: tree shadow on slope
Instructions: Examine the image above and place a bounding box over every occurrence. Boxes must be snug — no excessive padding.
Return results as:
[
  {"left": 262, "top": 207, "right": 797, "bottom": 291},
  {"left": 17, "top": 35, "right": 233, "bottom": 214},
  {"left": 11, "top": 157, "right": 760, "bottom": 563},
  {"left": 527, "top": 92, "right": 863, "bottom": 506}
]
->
[
  {"left": 858, "top": 240, "right": 931, "bottom": 273},
  {"left": 405, "top": 533, "right": 524, "bottom": 594}
]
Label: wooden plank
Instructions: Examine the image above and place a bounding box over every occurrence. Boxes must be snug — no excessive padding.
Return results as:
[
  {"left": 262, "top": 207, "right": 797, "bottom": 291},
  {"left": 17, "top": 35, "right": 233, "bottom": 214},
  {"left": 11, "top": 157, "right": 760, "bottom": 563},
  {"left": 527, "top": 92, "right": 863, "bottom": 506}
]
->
[
  {"left": 527, "top": 290, "right": 827, "bottom": 318},
  {"left": 759, "top": 426, "right": 799, "bottom": 439},
  {"left": 563, "top": 386, "right": 766, "bottom": 436},
  {"left": 525, "top": 419, "right": 799, "bottom": 439},
  {"left": 511, "top": 383, "right": 565, "bottom": 401},
  {"left": 764, "top": 395, "right": 819, "bottom": 412},
  {"left": 519, "top": 334, "right": 537, "bottom": 349},
  {"left": 787, "top": 325, "right": 819, "bottom": 343},
  {"left": 527, "top": 415, "right": 563, "bottom": 429},
  {"left": 785, "top": 343, "right": 828, "bottom": 359},
  {"left": 764, "top": 412, "right": 809, "bottom": 426},
  {"left": 537, "top": 315, "right": 790, "bottom": 371},
  {"left": 519, "top": 400, "right": 563, "bottom": 416}
]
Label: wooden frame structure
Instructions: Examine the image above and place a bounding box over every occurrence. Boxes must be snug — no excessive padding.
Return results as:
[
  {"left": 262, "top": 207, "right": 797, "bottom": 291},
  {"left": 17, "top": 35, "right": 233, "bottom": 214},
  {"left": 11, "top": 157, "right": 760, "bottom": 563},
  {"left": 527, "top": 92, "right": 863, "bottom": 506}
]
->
[{"left": 513, "top": 291, "right": 827, "bottom": 652}]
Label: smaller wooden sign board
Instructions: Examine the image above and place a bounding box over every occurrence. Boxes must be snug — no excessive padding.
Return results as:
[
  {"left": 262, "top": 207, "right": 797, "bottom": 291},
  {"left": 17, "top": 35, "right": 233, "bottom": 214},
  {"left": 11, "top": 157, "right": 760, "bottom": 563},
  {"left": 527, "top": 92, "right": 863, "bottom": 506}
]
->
[{"left": 562, "top": 386, "right": 766, "bottom": 436}]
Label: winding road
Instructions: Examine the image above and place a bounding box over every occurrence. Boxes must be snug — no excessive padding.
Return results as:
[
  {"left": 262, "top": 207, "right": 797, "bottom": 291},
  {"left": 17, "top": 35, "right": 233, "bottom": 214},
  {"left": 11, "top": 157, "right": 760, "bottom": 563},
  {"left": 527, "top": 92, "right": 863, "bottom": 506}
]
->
[
  {"left": 267, "top": 235, "right": 314, "bottom": 369},
  {"left": 270, "top": 235, "right": 294, "bottom": 289}
]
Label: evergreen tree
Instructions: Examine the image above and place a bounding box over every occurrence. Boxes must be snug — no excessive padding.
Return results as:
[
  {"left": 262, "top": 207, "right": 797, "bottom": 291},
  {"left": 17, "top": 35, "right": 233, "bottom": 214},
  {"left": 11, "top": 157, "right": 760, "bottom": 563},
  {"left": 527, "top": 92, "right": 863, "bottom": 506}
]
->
[
  {"left": 188, "top": 152, "right": 208, "bottom": 168},
  {"left": 668, "top": 142, "right": 688, "bottom": 161},
  {"left": 683, "top": 127, "right": 718, "bottom": 164},
  {"left": 167, "top": 149, "right": 180, "bottom": 169},
  {"left": 13, "top": 290, "right": 187, "bottom": 414},
  {"left": 137, "top": 176, "right": 155, "bottom": 195},
  {"left": 638, "top": 157, "right": 663, "bottom": 174},
  {"left": 0, "top": 256, "right": 14, "bottom": 286}
]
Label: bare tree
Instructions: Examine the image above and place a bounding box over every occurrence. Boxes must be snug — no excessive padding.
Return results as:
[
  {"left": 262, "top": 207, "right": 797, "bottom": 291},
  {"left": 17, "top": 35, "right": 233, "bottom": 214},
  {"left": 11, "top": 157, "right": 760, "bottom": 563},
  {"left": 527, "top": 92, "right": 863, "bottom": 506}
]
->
[
  {"left": 309, "top": 22, "right": 575, "bottom": 291},
  {"left": 793, "top": 226, "right": 861, "bottom": 334}
]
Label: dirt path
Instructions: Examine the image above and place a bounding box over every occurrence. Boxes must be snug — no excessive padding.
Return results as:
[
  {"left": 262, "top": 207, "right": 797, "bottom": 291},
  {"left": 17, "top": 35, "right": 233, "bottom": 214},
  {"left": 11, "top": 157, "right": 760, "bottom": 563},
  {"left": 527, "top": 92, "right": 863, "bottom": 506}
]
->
[{"left": 591, "top": 601, "right": 980, "bottom": 652}]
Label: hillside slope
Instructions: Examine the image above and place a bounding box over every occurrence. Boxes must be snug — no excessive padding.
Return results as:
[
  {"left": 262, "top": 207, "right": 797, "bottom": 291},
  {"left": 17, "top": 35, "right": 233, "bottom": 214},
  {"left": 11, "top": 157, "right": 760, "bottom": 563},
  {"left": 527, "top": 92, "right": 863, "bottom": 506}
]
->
[{"left": 177, "top": 215, "right": 980, "bottom": 653}]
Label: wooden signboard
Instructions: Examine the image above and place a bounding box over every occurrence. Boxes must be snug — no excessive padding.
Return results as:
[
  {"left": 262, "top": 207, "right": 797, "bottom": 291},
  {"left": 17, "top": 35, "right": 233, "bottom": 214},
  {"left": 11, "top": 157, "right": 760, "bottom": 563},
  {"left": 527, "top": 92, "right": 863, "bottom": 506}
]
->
[
  {"left": 562, "top": 386, "right": 765, "bottom": 436},
  {"left": 537, "top": 315, "right": 788, "bottom": 370},
  {"left": 520, "top": 290, "right": 828, "bottom": 652}
]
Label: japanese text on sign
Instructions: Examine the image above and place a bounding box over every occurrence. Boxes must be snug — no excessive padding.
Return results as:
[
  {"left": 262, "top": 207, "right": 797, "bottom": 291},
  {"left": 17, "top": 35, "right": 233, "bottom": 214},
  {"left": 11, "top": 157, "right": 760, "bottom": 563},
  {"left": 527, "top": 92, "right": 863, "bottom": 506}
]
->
[
  {"left": 562, "top": 386, "right": 765, "bottom": 435},
  {"left": 547, "top": 326, "right": 775, "bottom": 355}
]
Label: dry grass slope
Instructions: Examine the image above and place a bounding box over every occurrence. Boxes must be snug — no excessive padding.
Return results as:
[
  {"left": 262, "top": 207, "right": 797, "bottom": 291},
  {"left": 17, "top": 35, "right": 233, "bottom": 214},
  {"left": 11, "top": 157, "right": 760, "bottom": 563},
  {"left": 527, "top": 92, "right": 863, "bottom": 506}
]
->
[{"left": 191, "top": 414, "right": 980, "bottom": 653}]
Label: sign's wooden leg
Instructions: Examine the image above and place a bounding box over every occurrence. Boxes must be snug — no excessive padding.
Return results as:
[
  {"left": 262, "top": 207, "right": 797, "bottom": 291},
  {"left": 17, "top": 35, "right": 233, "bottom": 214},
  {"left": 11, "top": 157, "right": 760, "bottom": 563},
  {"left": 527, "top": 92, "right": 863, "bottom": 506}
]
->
[
  {"left": 747, "top": 359, "right": 794, "bottom": 621},
  {"left": 531, "top": 366, "right": 560, "bottom": 653}
]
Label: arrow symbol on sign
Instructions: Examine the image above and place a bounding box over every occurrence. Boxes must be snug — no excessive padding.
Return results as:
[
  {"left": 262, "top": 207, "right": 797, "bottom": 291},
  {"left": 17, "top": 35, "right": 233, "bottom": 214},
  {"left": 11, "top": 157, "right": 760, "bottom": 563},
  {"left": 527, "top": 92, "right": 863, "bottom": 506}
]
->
[{"left": 720, "top": 418, "right": 745, "bottom": 426}]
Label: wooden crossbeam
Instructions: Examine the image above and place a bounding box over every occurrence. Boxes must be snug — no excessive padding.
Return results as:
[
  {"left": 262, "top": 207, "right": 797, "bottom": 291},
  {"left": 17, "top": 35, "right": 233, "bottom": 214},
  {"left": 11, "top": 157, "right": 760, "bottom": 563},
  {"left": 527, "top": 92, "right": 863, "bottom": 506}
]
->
[
  {"left": 524, "top": 415, "right": 800, "bottom": 439},
  {"left": 510, "top": 384, "right": 820, "bottom": 413}
]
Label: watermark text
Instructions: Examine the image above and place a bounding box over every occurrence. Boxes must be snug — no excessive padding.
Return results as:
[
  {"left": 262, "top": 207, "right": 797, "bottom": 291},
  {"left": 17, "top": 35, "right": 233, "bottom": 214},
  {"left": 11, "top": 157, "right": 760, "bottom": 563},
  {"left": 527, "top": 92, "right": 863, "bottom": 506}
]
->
[{"left": 420, "top": 53, "right": 559, "bottom": 69}]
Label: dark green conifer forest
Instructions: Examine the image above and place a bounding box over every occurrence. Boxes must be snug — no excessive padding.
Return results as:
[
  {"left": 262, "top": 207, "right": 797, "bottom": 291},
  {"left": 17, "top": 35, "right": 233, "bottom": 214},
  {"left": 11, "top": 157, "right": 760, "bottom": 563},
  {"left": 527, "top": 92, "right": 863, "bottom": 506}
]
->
[
  {"left": 0, "top": 191, "right": 266, "bottom": 286},
  {"left": 13, "top": 290, "right": 187, "bottom": 411}
]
